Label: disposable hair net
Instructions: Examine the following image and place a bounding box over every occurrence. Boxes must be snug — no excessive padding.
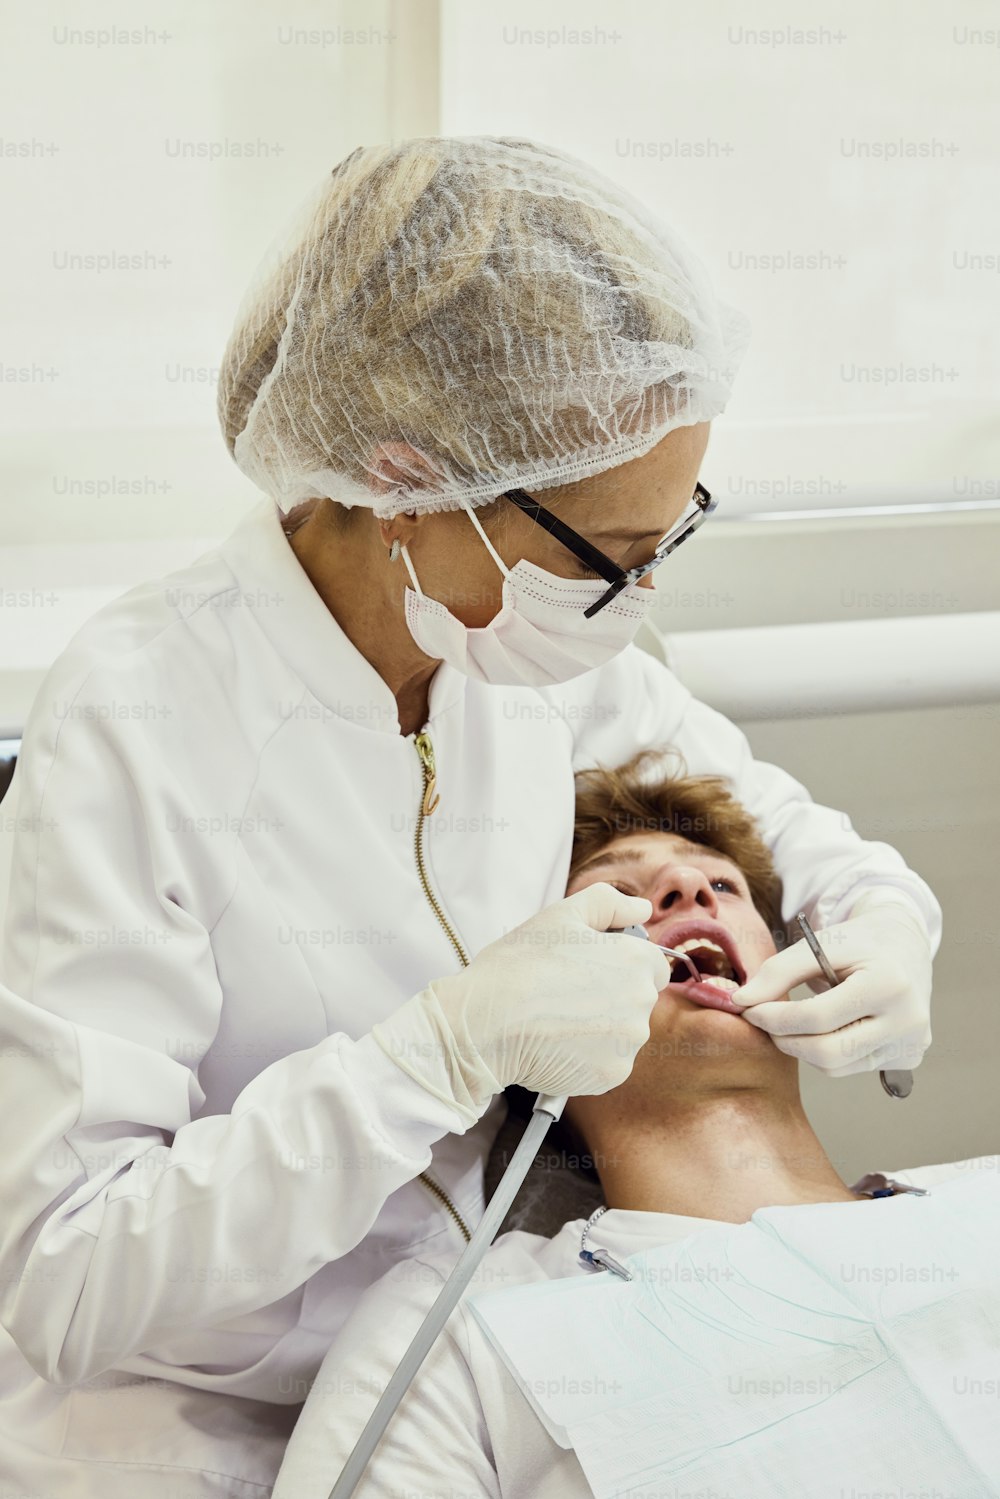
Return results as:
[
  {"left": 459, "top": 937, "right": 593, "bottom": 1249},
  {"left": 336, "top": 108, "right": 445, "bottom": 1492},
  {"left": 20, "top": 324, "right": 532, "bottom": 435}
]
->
[{"left": 217, "top": 135, "right": 750, "bottom": 518}]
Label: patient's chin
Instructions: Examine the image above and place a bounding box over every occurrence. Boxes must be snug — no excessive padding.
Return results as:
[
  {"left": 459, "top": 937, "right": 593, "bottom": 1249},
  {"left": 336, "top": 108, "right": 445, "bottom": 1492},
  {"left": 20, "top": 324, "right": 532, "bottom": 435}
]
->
[
  {"left": 649, "top": 992, "right": 779, "bottom": 1060},
  {"left": 628, "top": 1023, "right": 782, "bottom": 1098}
]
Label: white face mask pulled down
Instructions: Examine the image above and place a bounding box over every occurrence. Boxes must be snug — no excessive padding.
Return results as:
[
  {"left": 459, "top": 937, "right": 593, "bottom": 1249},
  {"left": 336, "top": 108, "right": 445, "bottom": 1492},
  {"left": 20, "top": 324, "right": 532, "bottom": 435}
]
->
[{"left": 397, "top": 499, "right": 658, "bottom": 687}]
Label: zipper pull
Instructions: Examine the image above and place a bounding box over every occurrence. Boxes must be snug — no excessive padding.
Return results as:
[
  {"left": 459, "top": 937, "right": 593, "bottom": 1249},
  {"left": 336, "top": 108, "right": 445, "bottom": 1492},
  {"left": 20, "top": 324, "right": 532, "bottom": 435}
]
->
[{"left": 414, "top": 731, "right": 440, "bottom": 816}]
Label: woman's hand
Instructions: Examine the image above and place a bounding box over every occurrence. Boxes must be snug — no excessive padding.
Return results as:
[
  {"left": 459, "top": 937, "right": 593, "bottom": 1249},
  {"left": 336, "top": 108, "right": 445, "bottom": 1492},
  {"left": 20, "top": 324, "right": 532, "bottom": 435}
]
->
[
  {"left": 729, "top": 891, "right": 934, "bottom": 1078},
  {"left": 372, "top": 883, "right": 671, "bottom": 1123}
]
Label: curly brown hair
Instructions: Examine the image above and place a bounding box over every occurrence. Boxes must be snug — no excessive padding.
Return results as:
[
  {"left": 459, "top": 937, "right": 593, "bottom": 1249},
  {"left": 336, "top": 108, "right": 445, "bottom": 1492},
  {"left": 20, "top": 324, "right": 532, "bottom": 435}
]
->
[{"left": 569, "top": 747, "right": 785, "bottom": 941}]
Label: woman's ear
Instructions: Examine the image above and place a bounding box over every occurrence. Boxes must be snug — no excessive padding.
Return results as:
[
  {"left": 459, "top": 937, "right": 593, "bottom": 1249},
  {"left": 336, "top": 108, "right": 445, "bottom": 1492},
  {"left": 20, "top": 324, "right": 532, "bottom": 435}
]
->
[{"left": 367, "top": 440, "right": 444, "bottom": 496}]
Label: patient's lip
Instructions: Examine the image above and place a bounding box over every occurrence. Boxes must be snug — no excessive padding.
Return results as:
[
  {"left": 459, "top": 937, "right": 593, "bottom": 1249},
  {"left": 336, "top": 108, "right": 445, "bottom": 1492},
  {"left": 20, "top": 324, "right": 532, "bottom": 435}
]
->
[
  {"left": 650, "top": 917, "right": 748, "bottom": 1015},
  {"left": 668, "top": 979, "right": 745, "bottom": 1016}
]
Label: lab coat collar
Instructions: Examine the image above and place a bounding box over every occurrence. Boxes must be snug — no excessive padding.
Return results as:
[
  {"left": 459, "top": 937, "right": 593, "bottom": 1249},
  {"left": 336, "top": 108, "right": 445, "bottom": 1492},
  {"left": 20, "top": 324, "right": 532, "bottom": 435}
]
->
[{"left": 220, "top": 499, "right": 465, "bottom": 734}]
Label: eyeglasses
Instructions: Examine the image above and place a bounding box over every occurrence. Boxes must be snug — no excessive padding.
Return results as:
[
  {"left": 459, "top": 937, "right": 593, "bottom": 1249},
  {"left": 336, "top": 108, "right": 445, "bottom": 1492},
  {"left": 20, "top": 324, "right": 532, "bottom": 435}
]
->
[{"left": 501, "top": 482, "right": 716, "bottom": 618}]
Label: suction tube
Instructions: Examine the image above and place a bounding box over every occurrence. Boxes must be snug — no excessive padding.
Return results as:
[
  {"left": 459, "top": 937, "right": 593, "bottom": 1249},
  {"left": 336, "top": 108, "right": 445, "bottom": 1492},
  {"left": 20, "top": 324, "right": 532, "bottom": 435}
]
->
[
  {"left": 328, "top": 1091, "right": 566, "bottom": 1497},
  {"left": 327, "top": 923, "right": 654, "bottom": 1496}
]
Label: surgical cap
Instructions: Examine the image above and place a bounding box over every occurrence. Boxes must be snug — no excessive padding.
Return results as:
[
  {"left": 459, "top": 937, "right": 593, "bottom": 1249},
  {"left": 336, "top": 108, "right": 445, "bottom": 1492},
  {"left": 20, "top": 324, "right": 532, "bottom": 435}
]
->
[{"left": 217, "top": 135, "right": 750, "bottom": 518}]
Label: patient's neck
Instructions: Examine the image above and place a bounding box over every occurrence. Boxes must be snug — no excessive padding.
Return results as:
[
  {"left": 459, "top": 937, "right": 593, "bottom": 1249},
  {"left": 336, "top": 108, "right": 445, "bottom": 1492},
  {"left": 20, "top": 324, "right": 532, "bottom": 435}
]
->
[{"left": 582, "top": 1083, "right": 858, "bottom": 1224}]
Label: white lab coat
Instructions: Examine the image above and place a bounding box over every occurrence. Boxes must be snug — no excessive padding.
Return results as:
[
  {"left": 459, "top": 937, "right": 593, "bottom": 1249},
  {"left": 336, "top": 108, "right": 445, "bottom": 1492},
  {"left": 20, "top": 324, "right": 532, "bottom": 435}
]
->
[{"left": 0, "top": 497, "right": 942, "bottom": 1495}]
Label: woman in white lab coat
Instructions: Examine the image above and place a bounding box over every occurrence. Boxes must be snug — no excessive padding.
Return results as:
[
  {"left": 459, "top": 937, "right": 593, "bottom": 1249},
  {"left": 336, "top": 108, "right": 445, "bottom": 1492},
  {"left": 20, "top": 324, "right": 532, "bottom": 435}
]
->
[{"left": 0, "top": 137, "right": 937, "bottom": 1495}]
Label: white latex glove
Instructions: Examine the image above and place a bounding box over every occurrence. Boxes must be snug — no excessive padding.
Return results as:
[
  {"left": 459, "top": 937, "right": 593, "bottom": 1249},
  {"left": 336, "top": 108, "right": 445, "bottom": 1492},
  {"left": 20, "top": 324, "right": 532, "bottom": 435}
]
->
[
  {"left": 731, "top": 889, "right": 934, "bottom": 1078},
  {"left": 371, "top": 883, "right": 670, "bottom": 1125}
]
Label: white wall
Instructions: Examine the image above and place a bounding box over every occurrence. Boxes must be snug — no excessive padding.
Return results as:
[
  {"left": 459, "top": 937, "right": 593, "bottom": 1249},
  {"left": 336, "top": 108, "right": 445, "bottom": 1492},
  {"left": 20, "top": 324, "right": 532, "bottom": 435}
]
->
[
  {"left": 2, "top": 0, "right": 432, "bottom": 546},
  {"left": 747, "top": 702, "right": 1000, "bottom": 1181},
  {"left": 439, "top": 0, "right": 1000, "bottom": 1170},
  {"left": 0, "top": 0, "right": 438, "bottom": 716},
  {"left": 440, "top": 0, "right": 1000, "bottom": 511}
]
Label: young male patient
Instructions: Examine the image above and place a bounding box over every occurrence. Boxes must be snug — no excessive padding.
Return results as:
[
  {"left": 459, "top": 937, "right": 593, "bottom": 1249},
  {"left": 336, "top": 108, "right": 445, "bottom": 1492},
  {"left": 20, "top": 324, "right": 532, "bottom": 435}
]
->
[{"left": 272, "top": 750, "right": 990, "bottom": 1499}]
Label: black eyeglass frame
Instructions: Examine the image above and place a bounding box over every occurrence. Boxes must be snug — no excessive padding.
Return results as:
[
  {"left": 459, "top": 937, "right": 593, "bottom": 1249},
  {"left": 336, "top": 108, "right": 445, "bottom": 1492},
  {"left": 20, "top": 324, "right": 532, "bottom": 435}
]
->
[{"left": 501, "top": 482, "right": 716, "bottom": 618}]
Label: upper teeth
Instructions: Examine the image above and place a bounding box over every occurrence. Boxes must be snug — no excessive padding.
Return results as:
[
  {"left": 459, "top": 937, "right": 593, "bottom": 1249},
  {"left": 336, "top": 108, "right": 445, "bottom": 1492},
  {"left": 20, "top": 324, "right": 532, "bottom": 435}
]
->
[
  {"left": 668, "top": 936, "right": 740, "bottom": 990},
  {"left": 674, "top": 938, "right": 726, "bottom": 958}
]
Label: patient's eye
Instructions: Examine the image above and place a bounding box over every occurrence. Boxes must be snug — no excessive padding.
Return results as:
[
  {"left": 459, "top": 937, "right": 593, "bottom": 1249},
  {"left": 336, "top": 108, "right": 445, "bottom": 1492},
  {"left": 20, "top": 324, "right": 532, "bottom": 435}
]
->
[
  {"left": 711, "top": 878, "right": 739, "bottom": 894},
  {"left": 609, "top": 881, "right": 639, "bottom": 897}
]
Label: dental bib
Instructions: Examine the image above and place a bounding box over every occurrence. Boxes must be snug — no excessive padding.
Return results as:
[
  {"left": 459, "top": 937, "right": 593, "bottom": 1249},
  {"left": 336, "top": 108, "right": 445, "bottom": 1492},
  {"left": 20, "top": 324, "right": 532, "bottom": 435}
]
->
[{"left": 469, "top": 1172, "right": 1000, "bottom": 1498}]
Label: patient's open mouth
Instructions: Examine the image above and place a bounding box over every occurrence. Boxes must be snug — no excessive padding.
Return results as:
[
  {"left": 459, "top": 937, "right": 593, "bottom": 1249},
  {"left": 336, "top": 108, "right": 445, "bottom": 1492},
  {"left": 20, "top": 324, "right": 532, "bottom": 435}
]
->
[
  {"left": 658, "top": 922, "right": 747, "bottom": 1015},
  {"left": 669, "top": 938, "right": 741, "bottom": 992}
]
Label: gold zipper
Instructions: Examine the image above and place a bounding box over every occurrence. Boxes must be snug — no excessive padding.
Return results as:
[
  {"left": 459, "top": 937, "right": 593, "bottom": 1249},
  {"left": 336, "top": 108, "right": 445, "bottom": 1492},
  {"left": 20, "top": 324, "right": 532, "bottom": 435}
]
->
[
  {"left": 413, "top": 732, "right": 468, "bottom": 969},
  {"left": 417, "top": 1168, "right": 472, "bottom": 1245},
  {"left": 413, "top": 729, "right": 473, "bottom": 1245}
]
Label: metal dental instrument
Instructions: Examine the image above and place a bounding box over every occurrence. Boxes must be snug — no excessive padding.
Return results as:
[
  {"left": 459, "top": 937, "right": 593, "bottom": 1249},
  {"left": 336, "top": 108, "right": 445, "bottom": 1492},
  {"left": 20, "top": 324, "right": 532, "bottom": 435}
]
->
[
  {"left": 328, "top": 921, "right": 663, "bottom": 1498},
  {"left": 623, "top": 922, "right": 702, "bottom": 982},
  {"left": 795, "top": 911, "right": 913, "bottom": 1100},
  {"left": 635, "top": 921, "right": 913, "bottom": 1100}
]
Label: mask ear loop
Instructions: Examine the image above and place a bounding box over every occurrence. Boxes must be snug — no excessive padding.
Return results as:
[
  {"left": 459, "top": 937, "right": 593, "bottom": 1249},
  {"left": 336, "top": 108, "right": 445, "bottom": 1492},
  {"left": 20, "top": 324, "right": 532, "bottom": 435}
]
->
[
  {"left": 398, "top": 543, "right": 423, "bottom": 596},
  {"left": 399, "top": 499, "right": 511, "bottom": 596},
  {"left": 462, "top": 499, "right": 511, "bottom": 579}
]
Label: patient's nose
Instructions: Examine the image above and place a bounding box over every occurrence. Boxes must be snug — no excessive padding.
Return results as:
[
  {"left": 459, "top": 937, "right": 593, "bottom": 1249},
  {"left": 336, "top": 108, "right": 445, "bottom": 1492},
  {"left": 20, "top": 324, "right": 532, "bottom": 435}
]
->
[{"left": 650, "top": 865, "right": 719, "bottom": 918}]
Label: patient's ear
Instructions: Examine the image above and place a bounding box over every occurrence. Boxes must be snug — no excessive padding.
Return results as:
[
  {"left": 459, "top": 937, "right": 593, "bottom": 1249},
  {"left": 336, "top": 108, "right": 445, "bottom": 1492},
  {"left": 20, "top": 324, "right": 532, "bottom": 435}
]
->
[{"left": 367, "top": 440, "right": 444, "bottom": 496}]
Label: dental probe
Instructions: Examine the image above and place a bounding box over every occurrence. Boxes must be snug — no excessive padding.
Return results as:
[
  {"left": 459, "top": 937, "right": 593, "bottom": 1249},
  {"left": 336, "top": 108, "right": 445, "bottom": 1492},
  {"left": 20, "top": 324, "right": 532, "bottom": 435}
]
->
[
  {"left": 794, "top": 912, "right": 913, "bottom": 1100},
  {"left": 327, "top": 922, "right": 659, "bottom": 1498},
  {"left": 621, "top": 922, "right": 702, "bottom": 981}
]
